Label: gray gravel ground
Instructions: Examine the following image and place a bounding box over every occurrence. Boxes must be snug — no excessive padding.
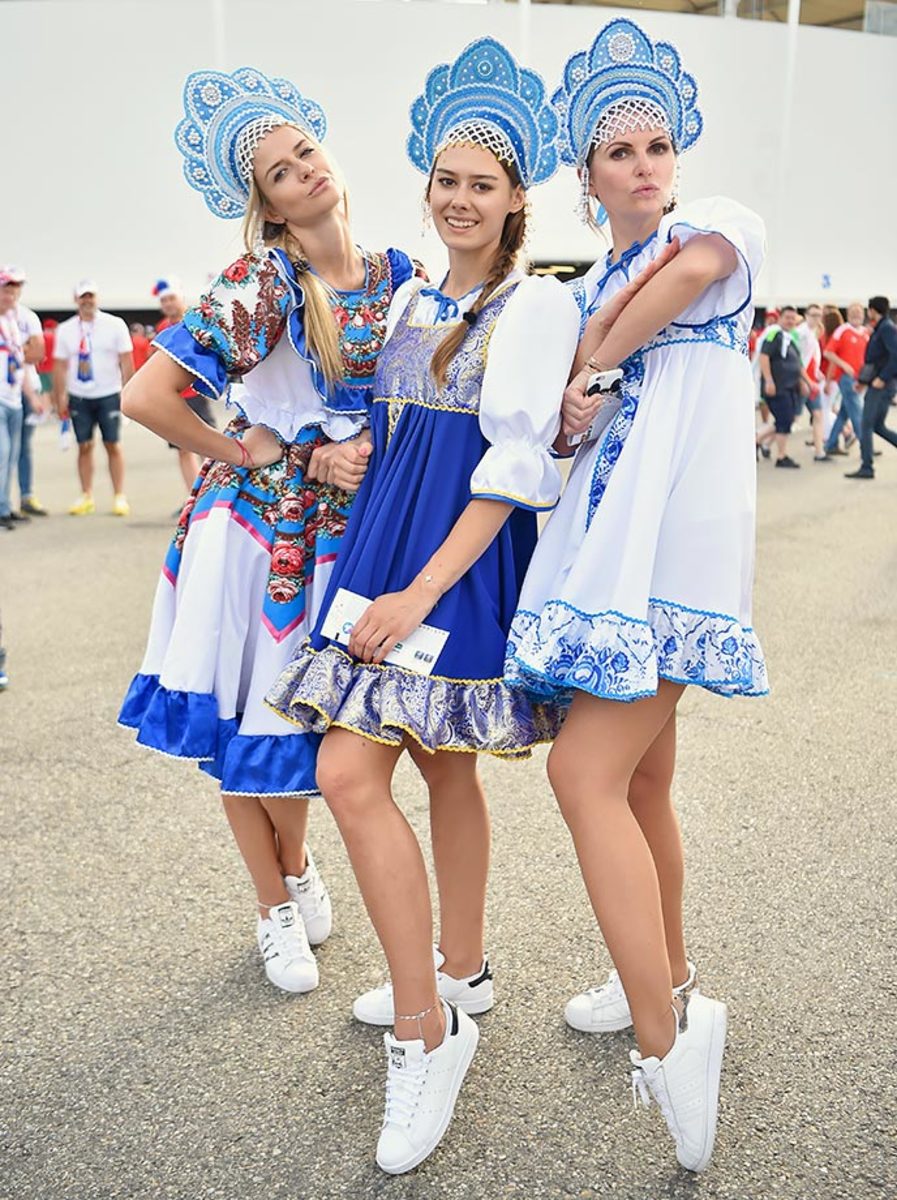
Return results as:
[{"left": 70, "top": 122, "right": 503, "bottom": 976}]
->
[{"left": 2, "top": 418, "right": 896, "bottom": 1200}]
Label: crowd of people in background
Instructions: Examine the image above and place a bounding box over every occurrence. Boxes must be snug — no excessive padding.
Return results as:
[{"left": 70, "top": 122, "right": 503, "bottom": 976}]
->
[
  {"left": 1, "top": 267, "right": 896, "bottom": 540},
  {"left": 751, "top": 297, "right": 897, "bottom": 478},
  {"left": 0, "top": 269, "right": 218, "bottom": 532}
]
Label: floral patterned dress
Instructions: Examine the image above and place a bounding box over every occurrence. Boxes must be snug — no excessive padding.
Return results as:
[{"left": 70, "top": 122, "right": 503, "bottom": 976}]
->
[{"left": 119, "top": 247, "right": 420, "bottom": 795}]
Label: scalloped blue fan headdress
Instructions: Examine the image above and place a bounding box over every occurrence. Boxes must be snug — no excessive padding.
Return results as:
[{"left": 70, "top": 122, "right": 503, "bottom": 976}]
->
[
  {"left": 174, "top": 67, "right": 328, "bottom": 219},
  {"left": 408, "top": 38, "right": 559, "bottom": 189},
  {"left": 553, "top": 19, "right": 703, "bottom": 168}
]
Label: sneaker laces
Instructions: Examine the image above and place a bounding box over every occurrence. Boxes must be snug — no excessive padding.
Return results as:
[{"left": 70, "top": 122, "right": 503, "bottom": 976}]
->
[
  {"left": 630, "top": 1056, "right": 675, "bottom": 1131},
  {"left": 267, "top": 914, "right": 312, "bottom": 963},
  {"left": 631, "top": 1063, "right": 652, "bottom": 1111},
  {"left": 383, "top": 1053, "right": 429, "bottom": 1130},
  {"left": 588, "top": 968, "right": 625, "bottom": 1002}
]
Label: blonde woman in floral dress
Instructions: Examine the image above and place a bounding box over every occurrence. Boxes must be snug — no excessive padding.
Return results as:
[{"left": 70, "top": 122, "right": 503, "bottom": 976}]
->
[{"left": 119, "top": 67, "right": 422, "bottom": 994}]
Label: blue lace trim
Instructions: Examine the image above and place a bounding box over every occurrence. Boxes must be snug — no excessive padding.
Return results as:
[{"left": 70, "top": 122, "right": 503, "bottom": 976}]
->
[
  {"left": 645, "top": 318, "right": 747, "bottom": 356},
  {"left": 586, "top": 351, "right": 646, "bottom": 528},
  {"left": 506, "top": 597, "right": 768, "bottom": 702}
]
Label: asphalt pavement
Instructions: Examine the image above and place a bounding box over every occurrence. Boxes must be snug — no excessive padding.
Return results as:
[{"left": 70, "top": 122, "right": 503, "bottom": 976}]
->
[{"left": 2, "top": 417, "right": 896, "bottom": 1200}]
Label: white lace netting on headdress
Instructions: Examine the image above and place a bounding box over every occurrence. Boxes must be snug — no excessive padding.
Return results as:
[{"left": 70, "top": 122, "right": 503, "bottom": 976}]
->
[
  {"left": 592, "top": 98, "right": 671, "bottom": 149},
  {"left": 435, "top": 120, "right": 516, "bottom": 168},
  {"left": 235, "top": 114, "right": 294, "bottom": 182}
]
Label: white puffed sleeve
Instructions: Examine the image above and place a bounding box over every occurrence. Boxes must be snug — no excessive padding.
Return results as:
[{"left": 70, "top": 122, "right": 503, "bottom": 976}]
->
[
  {"left": 658, "top": 196, "right": 767, "bottom": 328},
  {"left": 470, "top": 274, "right": 581, "bottom": 512}
]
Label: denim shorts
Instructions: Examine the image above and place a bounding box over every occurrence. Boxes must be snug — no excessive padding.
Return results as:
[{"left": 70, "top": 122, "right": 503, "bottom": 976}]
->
[{"left": 69, "top": 393, "right": 122, "bottom": 444}]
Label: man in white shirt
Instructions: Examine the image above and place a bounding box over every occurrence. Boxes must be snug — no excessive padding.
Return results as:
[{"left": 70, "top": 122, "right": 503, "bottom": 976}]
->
[
  {"left": 53, "top": 279, "right": 134, "bottom": 516},
  {"left": 0, "top": 267, "right": 26, "bottom": 530}
]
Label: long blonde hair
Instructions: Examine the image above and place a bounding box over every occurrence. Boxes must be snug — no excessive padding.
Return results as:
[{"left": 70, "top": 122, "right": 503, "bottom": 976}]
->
[
  {"left": 428, "top": 160, "right": 528, "bottom": 390},
  {"left": 241, "top": 131, "right": 346, "bottom": 385}
]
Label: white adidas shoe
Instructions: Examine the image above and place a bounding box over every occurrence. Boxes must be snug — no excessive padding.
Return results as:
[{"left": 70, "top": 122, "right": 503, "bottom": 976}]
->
[
  {"left": 256, "top": 901, "right": 319, "bottom": 994},
  {"left": 565, "top": 961, "right": 697, "bottom": 1034},
  {"left": 629, "top": 992, "right": 728, "bottom": 1172},
  {"left": 353, "top": 948, "right": 494, "bottom": 1025},
  {"left": 376, "top": 1002, "right": 479, "bottom": 1175},
  {"left": 284, "top": 846, "right": 332, "bottom": 946}
]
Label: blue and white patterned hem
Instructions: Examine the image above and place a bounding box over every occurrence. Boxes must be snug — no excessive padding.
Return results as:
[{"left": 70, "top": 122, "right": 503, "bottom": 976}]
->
[{"left": 506, "top": 597, "right": 768, "bottom": 702}]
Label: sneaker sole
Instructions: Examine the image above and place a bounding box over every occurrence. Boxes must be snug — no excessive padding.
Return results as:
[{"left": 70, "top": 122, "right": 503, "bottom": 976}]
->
[
  {"left": 678, "top": 1000, "right": 727, "bottom": 1173},
  {"left": 354, "top": 991, "right": 495, "bottom": 1026},
  {"left": 264, "top": 967, "right": 319, "bottom": 994},
  {"left": 564, "top": 1008, "right": 632, "bottom": 1034},
  {"left": 376, "top": 1017, "right": 480, "bottom": 1175}
]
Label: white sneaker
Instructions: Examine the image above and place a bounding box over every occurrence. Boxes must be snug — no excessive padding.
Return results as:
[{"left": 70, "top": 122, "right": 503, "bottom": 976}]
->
[
  {"left": 629, "top": 993, "right": 728, "bottom": 1173},
  {"left": 256, "top": 901, "right": 319, "bottom": 994},
  {"left": 284, "top": 846, "right": 332, "bottom": 946},
  {"left": 565, "top": 961, "right": 697, "bottom": 1034},
  {"left": 354, "top": 948, "right": 494, "bottom": 1025},
  {"left": 376, "top": 1002, "right": 479, "bottom": 1175}
]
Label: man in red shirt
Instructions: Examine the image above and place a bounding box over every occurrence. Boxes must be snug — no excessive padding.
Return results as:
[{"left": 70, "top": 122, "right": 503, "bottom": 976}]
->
[
  {"left": 129, "top": 324, "right": 151, "bottom": 372},
  {"left": 37, "top": 319, "right": 57, "bottom": 394},
  {"left": 151, "top": 277, "right": 217, "bottom": 498},
  {"left": 823, "top": 303, "right": 869, "bottom": 457}
]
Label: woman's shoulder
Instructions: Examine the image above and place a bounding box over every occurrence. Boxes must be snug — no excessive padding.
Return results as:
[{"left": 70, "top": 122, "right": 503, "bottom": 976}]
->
[
  {"left": 183, "top": 250, "right": 291, "bottom": 372},
  {"left": 374, "top": 248, "right": 429, "bottom": 293},
  {"left": 658, "top": 197, "right": 766, "bottom": 256}
]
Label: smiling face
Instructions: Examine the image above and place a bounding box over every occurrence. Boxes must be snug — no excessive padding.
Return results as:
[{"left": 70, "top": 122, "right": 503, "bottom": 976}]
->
[
  {"left": 251, "top": 123, "right": 342, "bottom": 233},
  {"left": 77, "top": 292, "right": 97, "bottom": 319},
  {"left": 586, "top": 126, "right": 676, "bottom": 226},
  {"left": 427, "top": 144, "right": 525, "bottom": 257}
]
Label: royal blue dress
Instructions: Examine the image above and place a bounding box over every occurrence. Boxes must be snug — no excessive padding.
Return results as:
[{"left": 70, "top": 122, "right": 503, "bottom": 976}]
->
[{"left": 266, "top": 270, "right": 580, "bottom": 757}]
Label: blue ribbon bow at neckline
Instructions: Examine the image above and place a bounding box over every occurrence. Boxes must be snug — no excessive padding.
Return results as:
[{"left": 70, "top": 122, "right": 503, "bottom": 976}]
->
[{"left": 420, "top": 286, "right": 461, "bottom": 324}]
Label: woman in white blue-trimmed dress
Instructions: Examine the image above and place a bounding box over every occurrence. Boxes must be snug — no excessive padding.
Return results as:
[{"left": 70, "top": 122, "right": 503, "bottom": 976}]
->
[
  {"left": 119, "top": 68, "right": 422, "bottom": 995},
  {"left": 267, "top": 40, "right": 578, "bottom": 1174},
  {"left": 505, "top": 20, "right": 767, "bottom": 1172}
]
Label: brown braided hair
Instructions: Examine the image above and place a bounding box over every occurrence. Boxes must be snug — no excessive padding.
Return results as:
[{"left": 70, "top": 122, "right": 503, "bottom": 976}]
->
[{"left": 429, "top": 160, "right": 528, "bottom": 390}]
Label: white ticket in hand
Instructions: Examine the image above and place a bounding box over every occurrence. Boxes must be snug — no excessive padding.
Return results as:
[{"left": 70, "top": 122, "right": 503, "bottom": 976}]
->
[{"left": 320, "top": 588, "right": 449, "bottom": 676}]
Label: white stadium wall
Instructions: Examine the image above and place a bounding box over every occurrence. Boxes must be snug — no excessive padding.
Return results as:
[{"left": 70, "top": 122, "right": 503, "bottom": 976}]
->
[{"left": 5, "top": 0, "right": 896, "bottom": 309}]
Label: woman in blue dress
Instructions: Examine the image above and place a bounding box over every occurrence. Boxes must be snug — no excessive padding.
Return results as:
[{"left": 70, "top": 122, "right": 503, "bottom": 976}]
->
[
  {"left": 267, "top": 40, "right": 578, "bottom": 1174},
  {"left": 119, "top": 68, "right": 421, "bottom": 995}
]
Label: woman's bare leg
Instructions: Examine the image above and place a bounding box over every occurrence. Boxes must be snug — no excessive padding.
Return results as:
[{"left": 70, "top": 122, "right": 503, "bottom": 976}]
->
[
  {"left": 221, "top": 793, "right": 291, "bottom": 914},
  {"left": 547, "top": 680, "right": 685, "bottom": 1059},
  {"left": 407, "top": 746, "right": 489, "bottom": 980},
  {"left": 317, "top": 729, "right": 445, "bottom": 1050},
  {"left": 260, "top": 795, "right": 310, "bottom": 878},
  {"left": 628, "top": 711, "right": 688, "bottom": 986}
]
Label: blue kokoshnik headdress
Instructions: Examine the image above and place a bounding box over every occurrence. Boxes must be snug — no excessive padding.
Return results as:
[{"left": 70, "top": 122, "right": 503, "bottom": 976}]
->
[
  {"left": 174, "top": 67, "right": 328, "bottom": 218},
  {"left": 408, "top": 38, "right": 559, "bottom": 188},
  {"left": 553, "top": 19, "right": 703, "bottom": 169}
]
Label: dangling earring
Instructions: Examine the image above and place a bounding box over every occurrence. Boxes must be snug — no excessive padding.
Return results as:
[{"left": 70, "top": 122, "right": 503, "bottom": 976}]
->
[
  {"left": 663, "top": 159, "right": 681, "bottom": 215},
  {"left": 420, "top": 193, "right": 432, "bottom": 236},
  {"left": 251, "top": 221, "right": 265, "bottom": 256},
  {"left": 576, "top": 167, "right": 592, "bottom": 225},
  {"left": 516, "top": 197, "right": 533, "bottom": 262}
]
